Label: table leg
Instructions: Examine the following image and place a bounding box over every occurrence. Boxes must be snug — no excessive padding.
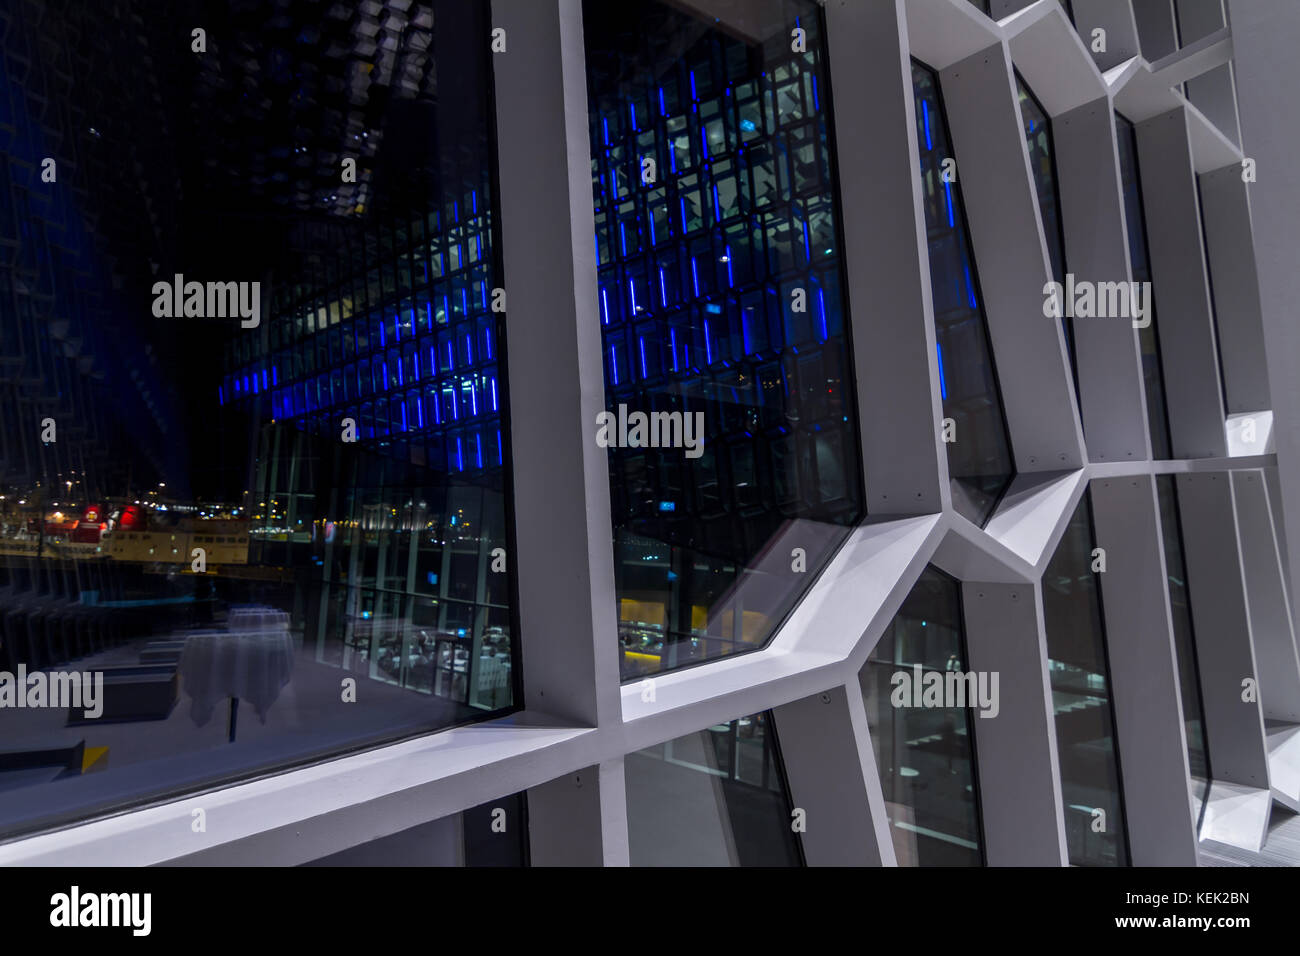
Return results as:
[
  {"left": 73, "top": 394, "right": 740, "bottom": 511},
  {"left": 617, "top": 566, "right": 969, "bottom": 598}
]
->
[{"left": 228, "top": 696, "right": 239, "bottom": 743}]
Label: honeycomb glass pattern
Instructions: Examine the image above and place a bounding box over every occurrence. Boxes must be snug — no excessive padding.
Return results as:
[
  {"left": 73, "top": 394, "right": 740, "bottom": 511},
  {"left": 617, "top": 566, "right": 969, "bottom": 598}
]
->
[
  {"left": 912, "top": 61, "right": 1015, "bottom": 526},
  {"left": 584, "top": 0, "right": 864, "bottom": 680}
]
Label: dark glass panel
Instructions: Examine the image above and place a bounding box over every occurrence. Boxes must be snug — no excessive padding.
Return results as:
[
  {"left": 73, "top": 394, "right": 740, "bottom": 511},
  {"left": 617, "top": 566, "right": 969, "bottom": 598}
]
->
[
  {"left": 584, "top": 0, "right": 864, "bottom": 680},
  {"left": 1043, "top": 489, "right": 1130, "bottom": 865},
  {"left": 0, "top": 0, "right": 518, "bottom": 840},
  {"left": 1156, "top": 475, "right": 1212, "bottom": 814},
  {"left": 1116, "top": 112, "right": 1173, "bottom": 460},
  {"left": 625, "top": 711, "right": 803, "bottom": 866},
  {"left": 1016, "top": 73, "right": 1080, "bottom": 404},
  {"left": 912, "top": 61, "right": 1015, "bottom": 525},
  {"left": 862, "top": 566, "right": 985, "bottom": 866}
]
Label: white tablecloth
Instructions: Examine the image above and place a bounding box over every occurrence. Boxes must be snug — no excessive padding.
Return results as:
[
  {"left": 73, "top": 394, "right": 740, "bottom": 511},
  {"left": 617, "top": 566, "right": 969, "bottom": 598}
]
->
[{"left": 178, "top": 627, "right": 295, "bottom": 727}]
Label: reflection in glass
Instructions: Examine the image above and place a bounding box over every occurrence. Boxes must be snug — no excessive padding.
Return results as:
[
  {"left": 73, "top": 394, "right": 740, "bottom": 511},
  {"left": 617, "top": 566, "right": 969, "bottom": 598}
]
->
[
  {"left": 1116, "top": 112, "right": 1172, "bottom": 460},
  {"left": 583, "top": 0, "right": 864, "bottom": 679},
  {"left": 1156, "top": 476, "right": 1212, "bottom": 818},
  {"left": 912, "top": 61, "right": 1015, "bottom": 525},
  {"left": 625, "top": 712, "right": 803, "bottom": 866},
  {"left": 0, "top": 0, "right": 516, "bottom": 840},
  {"left": 862, "top": 566, "right": 984, "bottom": 866},
  {"left": 1043, "top": 490, "right": 1130, "bottom": 865}
]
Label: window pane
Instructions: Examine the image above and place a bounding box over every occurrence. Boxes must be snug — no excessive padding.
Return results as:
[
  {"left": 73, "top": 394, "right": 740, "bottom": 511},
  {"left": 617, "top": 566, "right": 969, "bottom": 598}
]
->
[
  {"left": 912, "top": 61, "right": 1015, "bottom": 525},
  {"left": 1116, "top": 112, "right": 1173, "bottom": 460},
  {"left": 1156, "top": 475, "right": 1212, "bottom": 815},
  {"left": 862, "top": 566, "right": 984, "bottom": 865},
  {"left": 584, "top": 0, "right": 865, "bottom": 680},
  {"left": 625, "top": 711, "right": 803, "bottom": 866},
  {"left": 1043, "top": 489, "right": 1130, "bottom": 865},
  {"left": 1017, "top": 73, "right": 1080, "bottom": 404},
  {"left": 0, "top": 1, "right": 518, "bottom": 839}
]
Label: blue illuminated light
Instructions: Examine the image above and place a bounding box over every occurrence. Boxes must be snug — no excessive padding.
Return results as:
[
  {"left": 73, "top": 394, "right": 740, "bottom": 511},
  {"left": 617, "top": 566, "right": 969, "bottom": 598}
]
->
[{"left": 936, "top": 341, "right": 948, "bottom": 401}]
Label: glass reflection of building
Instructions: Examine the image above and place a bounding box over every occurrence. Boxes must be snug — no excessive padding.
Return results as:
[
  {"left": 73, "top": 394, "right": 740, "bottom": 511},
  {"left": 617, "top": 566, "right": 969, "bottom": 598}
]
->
[
  {"left": 0, "top": 0, "right": 518, "bottom": 841},
  {"left": 1042, "top": 490, "right": 1130, "bottom": 866},
  {"left": 912, "top": 61, "right": 1015, "bottom": 526},
  {"left": 625, "top": 711, "right": 803, "bottom": 866},
  {"left": 583, "top": 0, "right": 864, "bottom": 679},
  {"left": 862, "top": 566, "right": 984, "bottom": 866}
]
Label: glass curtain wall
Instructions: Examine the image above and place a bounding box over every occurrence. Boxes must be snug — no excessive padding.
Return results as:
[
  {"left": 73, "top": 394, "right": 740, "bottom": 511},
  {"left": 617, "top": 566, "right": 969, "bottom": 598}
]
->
[
  {"left": 1043, "top": 489, "right": 1130, "bottom": 865},
  {"left": 912, "top": 61, "right": 1015, "bottom": 526},
  {"left": 861, "top": 566, "right": 984, "bottom": 866},
  {"left": 583, "top": 0, "right": 864, "bottom": 680},
  {"left": 1116, "top": 112, "right": 1173, "bottom": 460},
  {"left": 624, "top": 711, "right": 804, "bottom": 866}
]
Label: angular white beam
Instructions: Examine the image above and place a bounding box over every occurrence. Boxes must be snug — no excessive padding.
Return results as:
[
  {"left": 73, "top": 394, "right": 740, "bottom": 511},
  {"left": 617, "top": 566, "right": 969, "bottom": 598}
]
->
[
  {"left": 1091, "top": 474, "right": 1199, "bottom": 864},
  {"left": 962, "top": 580, "right": 1069, "bottom": 865},
  {"left": 493, "top": 0, "right": 623, "bottom": 727},
  {"left": 772, "top": 683, "right": 896, "bottom": 865}
]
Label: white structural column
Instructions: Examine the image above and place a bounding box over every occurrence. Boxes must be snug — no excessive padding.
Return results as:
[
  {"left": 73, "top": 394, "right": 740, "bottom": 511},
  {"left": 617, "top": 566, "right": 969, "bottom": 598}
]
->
[
  {"left": 1198, "top": 164, "right": 1271, "bottom": 414},
  {"left": 1055, "top": 98, "right": 1151, "bottom": 462},
  {"left": 527, "top": 761, "right": 630, "bottom": 866},
  {"left": 771, "top": 683, "right": 896, "bottom": 866},
  {"left": 1135, "top": 107, "right": 1229, "bottom": 459},
  {"left": 1228, "top": 0, "right": 1300, "bottom": 632},
  {"left": 941, "top": 43, "right": 1086, "bottom": 473},
  {"left": 1090, "top": 475, "right": 1199, "bottom": 864},
  {"left": 961, "top": 581, "right": 1068, "bottom": 865},
  {"left": 1175, "top": 472, "right": 1269, "bottom": 788},
  {"left": 492, "top": 0, "right": 621, "bottom": 728},
  {"left": 824, "top": 0, "right": 948, "bottom": 515}
]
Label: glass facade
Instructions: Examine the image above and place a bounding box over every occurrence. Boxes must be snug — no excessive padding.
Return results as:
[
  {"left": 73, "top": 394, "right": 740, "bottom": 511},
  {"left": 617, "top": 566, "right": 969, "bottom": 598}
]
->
[
  {"left": 0, "top": 0, "right": 516, "bottom": 840},
  {"left": 624, "top": 711, "right": 803, "bottom": 866},
  {"left": 1043, "top": 489, "right": 1130, "bottom": 865},
  {"left": 1156, "top": 475, "right": 1212, "bottom": 816},
  {"left": 583, "top": 0, "right": 864, "bottom": 680},
  {"left": 912, "top": 61, "right": 1015, "bottom": 526},
  {"left": 1116, "top": 112, "right": 1173, "bottom": 460},
  {"left": 862, "top": 566, "right": 984, "bottom": 866}
]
